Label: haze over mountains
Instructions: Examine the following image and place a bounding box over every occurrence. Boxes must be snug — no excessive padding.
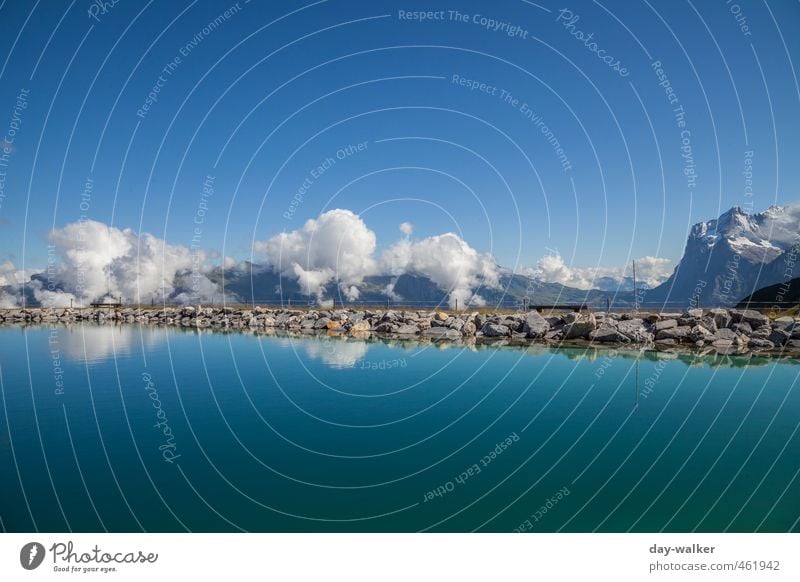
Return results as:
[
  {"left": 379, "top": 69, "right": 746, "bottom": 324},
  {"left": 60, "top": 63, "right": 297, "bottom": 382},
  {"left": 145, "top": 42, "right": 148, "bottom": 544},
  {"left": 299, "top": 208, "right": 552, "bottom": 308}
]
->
[{"left": 1, "top": 205, "right": 798, "bottom": 309}]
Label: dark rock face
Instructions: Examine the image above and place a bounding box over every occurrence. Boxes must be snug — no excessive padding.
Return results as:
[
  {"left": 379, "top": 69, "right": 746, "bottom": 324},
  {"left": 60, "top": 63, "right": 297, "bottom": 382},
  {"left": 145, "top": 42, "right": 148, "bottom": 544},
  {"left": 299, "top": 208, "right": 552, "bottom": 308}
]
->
[{"left": 768, "top": 329, "right": 791, "bottom": 346}]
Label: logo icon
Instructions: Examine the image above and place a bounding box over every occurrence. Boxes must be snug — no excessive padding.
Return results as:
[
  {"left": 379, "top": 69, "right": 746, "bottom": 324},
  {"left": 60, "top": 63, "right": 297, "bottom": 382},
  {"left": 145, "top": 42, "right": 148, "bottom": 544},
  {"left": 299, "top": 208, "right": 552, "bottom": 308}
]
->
[{"left": 20, "top": 542, "right": 45, "bottom": 570}]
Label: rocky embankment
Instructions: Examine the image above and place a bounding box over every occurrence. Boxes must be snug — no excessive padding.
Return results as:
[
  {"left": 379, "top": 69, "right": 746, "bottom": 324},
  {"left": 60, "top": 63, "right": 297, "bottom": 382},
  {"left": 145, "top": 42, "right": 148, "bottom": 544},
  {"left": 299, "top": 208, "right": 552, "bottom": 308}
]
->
[{"left": 2, "top": 306, "right": 799, "bottom": 354}]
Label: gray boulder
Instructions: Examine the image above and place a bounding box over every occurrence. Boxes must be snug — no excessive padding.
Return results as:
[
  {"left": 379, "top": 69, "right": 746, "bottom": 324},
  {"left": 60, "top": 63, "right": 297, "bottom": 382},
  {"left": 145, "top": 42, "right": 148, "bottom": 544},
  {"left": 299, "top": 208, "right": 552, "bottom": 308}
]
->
[
  {"left": 656, "top": 326, "right": 692, "bottom": 341},
  {"left": 589, "top": 326, "right": 630, "bottom": 343},
  {"left": 748, "top": 338, "right": 775, "bottom": 349},
  {"left": 731, "top": 322, "right": 752, "bottom": 335},
  {"left": 709, "top": 308, "right": 732, "bottom": 328},
  {"left": 768, "top": 329, "right": 791, "bottom": 346},
  {"left": 563, "top": 315, "right": 596, "bottom": 339},
  {"left": 655, "top": 319, "right": 678, "bottom": 331},
  {"left": 713, "top": 328, "right": 738, "bottom": 341},
  {"left": 421, "top": 327, "right": 463, "bottom": 340},
  {"left": 481, "top": 323, "right": 511, "bottom": 337},
  {"left": 731, "top": 309, "right": 769, "bottom": 328},
  {"left": 448, "top": 318, "right": 465, "bottom": 332},
  {"left": 617, "top": 319, "right": 653, "bottom": 343},
  {"left": 751, "top": 325, "right": 773, "bottom": 339},
  {"left": 712, "top": 339, "right": 735, "bottom": 349},
  {"left": 772, "top": 316, "right": 794, "bottom": 329},
  {"left": 462, "top": 321, "right": 477, "bottom": 336},
  {"left": 394, "top": 324, "right": 420, "bottom": 335},
  {"left": 562, "top": 312, "right": 579, "bottom": 325},
  {"left": 690, "top": 325, "right": 714, "bottom": 342},
  {"left": 522, "top": 311, "right": 550, "bottom": 338}
]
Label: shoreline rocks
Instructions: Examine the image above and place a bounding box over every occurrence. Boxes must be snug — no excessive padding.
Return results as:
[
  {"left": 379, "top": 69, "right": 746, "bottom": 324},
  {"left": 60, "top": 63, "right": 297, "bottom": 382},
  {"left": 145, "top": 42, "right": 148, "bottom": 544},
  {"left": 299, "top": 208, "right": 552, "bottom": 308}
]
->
[{"left": 2, "top": 306, "right": 799, "bottom": 357}]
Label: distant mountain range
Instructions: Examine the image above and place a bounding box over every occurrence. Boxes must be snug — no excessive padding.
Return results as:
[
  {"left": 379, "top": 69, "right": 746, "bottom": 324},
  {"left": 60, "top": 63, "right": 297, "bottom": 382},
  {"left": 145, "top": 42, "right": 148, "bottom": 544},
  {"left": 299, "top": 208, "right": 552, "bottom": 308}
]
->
[
  {"left": 212, "top": 204, "right": 800, "bottom": 309},
  {"left": 212, "top": 266, "right": 624, "bottom": 309},
  {"left": 4, "top": 205, "right": 798, "bottom": 309},
  {"left": 643, "top": 205, "right": 800, "bottom": 308}
]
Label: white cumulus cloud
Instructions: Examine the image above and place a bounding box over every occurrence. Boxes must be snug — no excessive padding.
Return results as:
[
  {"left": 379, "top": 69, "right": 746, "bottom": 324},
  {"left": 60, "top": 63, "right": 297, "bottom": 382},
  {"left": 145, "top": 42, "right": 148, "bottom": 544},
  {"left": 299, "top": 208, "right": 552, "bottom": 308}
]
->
[
  {"left": 532, "top": 253, "right": 672, "bottom": 290},
  {"left": 254, "top": 209, "right": 378, "bottom": 301},
  {"left": 381, "top": 232, "right": 501, "bottom": 307},
  {"left": 5, "top": 220, "right": 230, "bottom": 307},
  {"left": 254, "top": 210, "right": 501, "bottom": 307}
]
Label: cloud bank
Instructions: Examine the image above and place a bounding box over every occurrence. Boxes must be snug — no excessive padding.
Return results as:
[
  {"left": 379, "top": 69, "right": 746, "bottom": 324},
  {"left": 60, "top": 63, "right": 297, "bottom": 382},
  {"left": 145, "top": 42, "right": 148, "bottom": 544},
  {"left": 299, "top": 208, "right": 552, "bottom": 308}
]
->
[
  {"left": 381, "top": 233, "right": 501, "bottom": 307},
  {"left": 254, "top": 210, "right": 501, "bottom": 308},
  {"left": 532, "top": 253, "right": 672, "bottom": 290},
  {"left": 0, "top": 209, "right": 674, "bottom": 308},
  {"left": 0, "top": 220, "right": 227, "bottom": 307}
]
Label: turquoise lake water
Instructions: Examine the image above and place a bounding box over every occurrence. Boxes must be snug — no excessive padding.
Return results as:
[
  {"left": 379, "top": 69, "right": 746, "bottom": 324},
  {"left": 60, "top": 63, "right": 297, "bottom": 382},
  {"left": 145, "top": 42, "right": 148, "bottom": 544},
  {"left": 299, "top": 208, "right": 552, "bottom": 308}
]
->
[{"left": 0, "top": 324, "right": 798, "bottom": 532}]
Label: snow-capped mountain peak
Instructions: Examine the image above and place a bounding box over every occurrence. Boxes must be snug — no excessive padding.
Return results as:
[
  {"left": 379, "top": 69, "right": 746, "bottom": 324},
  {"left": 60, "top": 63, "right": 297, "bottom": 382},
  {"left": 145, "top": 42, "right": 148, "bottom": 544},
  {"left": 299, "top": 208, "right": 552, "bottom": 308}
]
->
[{"left": 650, "top": 204, "right": 800, "bottom": 306}]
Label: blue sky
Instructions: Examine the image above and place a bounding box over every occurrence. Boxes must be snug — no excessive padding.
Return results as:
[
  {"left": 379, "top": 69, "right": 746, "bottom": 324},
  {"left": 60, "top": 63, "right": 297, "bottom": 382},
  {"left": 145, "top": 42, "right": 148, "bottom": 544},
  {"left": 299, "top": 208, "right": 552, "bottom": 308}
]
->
[{"left": 0, "top": 0, "right": 798, "bottom": 274}]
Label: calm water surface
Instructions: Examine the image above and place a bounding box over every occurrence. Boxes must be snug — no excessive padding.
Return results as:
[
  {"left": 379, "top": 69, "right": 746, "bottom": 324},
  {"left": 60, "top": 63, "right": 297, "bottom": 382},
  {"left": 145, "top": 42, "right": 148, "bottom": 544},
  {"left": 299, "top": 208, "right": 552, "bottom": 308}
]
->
[{"left": 1, "top": 324, "right": 798, "bottom": 532}]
